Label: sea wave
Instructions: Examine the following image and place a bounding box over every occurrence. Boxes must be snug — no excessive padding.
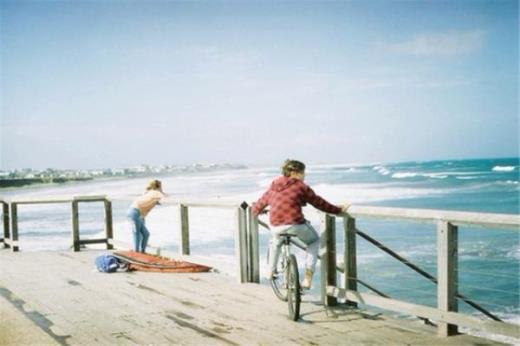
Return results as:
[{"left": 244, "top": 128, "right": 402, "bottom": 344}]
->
[
  {"left": 506, "top": 246, "right": 520, "bottom": 260},
  {"left": 392, "top": 172, "right": 418, "bottom": 179},
  {"left": 372, "top": 165, "right": 390, "bottom": 176},
  {"left": 492, "top": 166, "right": 517, "bottom": 172},
  {"left": 501, "top": 180, "right": 519, "bottom": 185},
  {"left": 390, "top": 171, "right": 492, "bottom": 180},
  {"left": 310, "top": 183, "right": 449, "bottom": 204}
]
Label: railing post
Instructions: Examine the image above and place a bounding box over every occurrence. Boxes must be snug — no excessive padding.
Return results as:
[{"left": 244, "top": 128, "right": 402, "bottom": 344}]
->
[
  {"left": 71, "top": 201, "right": 80, "bottom": 252},
  {"left": 2, "top": 202, "right": 10, "bottom": 248},
  {"left": 247, "top": 206, "right": 260, "bottom": 283},
  {"left": 344, "top": 215, "right": 358, "bottom": 307},
  {"left": 10, "top": 203, "right": 18, "bottom": 252},
  {"left": 179, "top": 204, "right": 190, "bottom": 256},
  {"left": 437, "top": 221, "right": 459, "bottom": 336},
  {"left": 235, "top": 205, "right": 248, "bottom": 283},
  {"left": 104, "top": 199, "right": 114, "bottom": 250},
  {"left": 320, "top": 213, "right": 337, "bottom": 306}
]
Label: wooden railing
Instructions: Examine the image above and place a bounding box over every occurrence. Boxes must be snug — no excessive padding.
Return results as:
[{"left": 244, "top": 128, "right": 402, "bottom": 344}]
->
[
  {"left": 174, "top": 199, "right": 252, "bottom": 283},
  {"left": 2, "top": 194, "right": 518, "bottom": 339},
  {"left": 0, "top": 195, "right": 113, "bottom": 252},
  {"left": 314, "top": 206, "right": 520, "bottom": 339}
]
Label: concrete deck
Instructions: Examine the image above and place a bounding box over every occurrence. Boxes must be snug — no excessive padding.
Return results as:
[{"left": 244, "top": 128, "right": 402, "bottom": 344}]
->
[{"left": 0, "top": 249, "right": 508, "bottom": 345}]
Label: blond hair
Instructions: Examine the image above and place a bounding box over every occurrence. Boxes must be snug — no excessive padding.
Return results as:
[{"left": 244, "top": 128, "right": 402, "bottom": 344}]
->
[
  {"left": 146, "top": 179, "right": 162, "bottom": 192},
  {"left": 282, "top": 159, "right": 306, "bottom": 177}
]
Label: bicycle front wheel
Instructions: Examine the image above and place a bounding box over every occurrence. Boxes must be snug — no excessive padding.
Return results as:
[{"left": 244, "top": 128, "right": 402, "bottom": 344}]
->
[
  {"left": 287, "top": 254, "right": 301, "bottom": 321},
  {"left": 270, "top": 256, "right": 288, "bottom": 302}
]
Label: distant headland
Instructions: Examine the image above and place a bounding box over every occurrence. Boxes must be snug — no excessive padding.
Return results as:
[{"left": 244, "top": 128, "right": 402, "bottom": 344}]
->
[{"left": 0, "top": 163, "right": 248, "bottom": 188}]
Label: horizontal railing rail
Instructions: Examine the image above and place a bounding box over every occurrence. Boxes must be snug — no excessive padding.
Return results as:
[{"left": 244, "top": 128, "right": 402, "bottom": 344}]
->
[
  {"left": 317, "top": 208, "right": 519, "bottom": 339},
  {"left": 347, "top": 205, "right": 520, "bottom": 229},
  {"left": 0, "top": 195, "right": 113, "bottom": 252},
  {"left": 172, "top": 199, "right": 250, "bottom": 283}
]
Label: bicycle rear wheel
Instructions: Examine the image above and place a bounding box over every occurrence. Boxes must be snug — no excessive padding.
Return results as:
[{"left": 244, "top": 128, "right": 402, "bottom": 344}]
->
[
  {"left": 270, "top": 256, "right": 288, "bottom": 302},
  {"left": 287, "top": 254, "right": 301, "bottom": 321}
]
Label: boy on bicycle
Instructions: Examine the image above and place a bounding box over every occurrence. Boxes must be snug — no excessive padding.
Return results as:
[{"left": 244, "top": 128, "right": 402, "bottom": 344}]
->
[{"left": 252, "top": 159, "right": 349, "bottom": 289}]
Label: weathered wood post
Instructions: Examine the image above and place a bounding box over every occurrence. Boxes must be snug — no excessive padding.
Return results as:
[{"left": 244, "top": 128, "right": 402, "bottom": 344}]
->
[
  {"left": 235, "top": 204, "right": 248, "bottom": 283},
  {"left": 71, "top": 200, "right": 80, "bottom": 251},
  {"left": 320, "top": 213, "right": 337, "bottom": 306},
  {"left": 179, "top": 204, "right": 190, "bottom": 256},
  {"left": 2, "top": 202, "right": 10, "bottom": 248},
  {"left": 437, "top": 221, "right": 459, "bottom": 336},
  {"left": 247, "top": 206, "right": 260, "bottom": 283},
  {"left": 10, "top": 203, "right": 18, "bottom": 252},
  {"left": 104, "top": 199, "right": 114, "bottom": 250},
  {"left": 344, "top": 215, "right": 358, "bottom": 307}
]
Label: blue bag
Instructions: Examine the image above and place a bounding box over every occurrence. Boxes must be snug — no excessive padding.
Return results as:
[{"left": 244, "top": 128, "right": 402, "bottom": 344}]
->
[{"left": 95, "top": 254, "right": 120, "bottom": 273}]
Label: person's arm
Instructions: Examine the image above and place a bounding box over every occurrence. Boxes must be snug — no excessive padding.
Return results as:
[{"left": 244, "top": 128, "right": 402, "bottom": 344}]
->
[
  {"left": 252, "top": 190, "right": 271, "bottom": 216},
  {"left": 303, "top": 184, "right": 342, "bottom": 214},
  {"left": 150, "top": 190, "right": 167, "bottom": 205}
]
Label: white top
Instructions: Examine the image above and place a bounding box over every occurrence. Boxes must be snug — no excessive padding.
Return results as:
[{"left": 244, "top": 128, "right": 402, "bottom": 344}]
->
[{"left": 131, "top": 190, "right": 165, "bottom": 217}]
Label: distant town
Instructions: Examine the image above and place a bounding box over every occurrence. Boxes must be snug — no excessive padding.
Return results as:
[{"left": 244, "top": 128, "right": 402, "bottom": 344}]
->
[{"left": 0, "top": 163, "right": 248, "bottom": 188}]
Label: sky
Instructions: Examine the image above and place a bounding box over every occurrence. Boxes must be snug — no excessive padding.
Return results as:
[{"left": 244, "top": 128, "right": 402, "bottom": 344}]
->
[{"left": 0, "top": 0, "right": 518, "bottom": 170}]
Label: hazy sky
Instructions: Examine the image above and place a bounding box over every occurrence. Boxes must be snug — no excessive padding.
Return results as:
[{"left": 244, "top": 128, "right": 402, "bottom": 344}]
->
[{"left": 0, "top": 0, "right": 518, "bottom": 169}]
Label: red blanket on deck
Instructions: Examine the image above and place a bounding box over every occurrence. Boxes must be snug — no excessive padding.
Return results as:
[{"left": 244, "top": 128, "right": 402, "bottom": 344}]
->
[{"left": 113, "top": 251, "right": 211, "bottom": 273}]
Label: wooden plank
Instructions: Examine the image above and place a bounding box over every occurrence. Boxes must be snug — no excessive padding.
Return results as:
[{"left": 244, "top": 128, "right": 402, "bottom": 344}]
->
[
  {"left": 78, "top": 239, "right": 110, "bottom": 245},
  {"left": 10, "top": 203, "right": 18, "bottom": 252},
  {"left": 104, "top": 200, "right": 114, "bottom": 250},
  {"left": 327, "top": 286, "right": 520, "bottom": 339},
  {"left": 71, "top": 201, "right": 80, "bottom": 252},
  {"left": 179, "top": 205, "right": 190, "bottom": 256},
  {"left": 235, "top": 206, "right": 248, "bottom": 283},
  {"left": 247, "top": 208, "right": 260, "bottom": 283},
  {"left": 345, "top": 206, "right": 520, "bottom": 230},
  {"left": 0, "top": 251, "right": 506, "bottom": 346},
  {"left": 320, "top": 214, "right": 337, "bottom": 306},
  {"left": 169, "top": 198, "right": 242, "bottom": 209},
  {"left": 2, "top": 202, "right": 10, "bottom": 248},
  {"left": 344, "top": 216, "right": 357, "bottom": 307},
  {"left": 438, "top": 221, "right": 458, "bottom": 336},
  {"left": 5, "top": 195, "right": 106, "bottom": 205},
  {"left": 73, "top": 195, "right": 107, "bottom": 202}
]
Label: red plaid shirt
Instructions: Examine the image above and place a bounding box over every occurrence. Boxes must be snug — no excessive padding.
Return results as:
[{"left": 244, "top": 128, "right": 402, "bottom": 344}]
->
[{"left": 252, "top": 176, "right": 342, "bottom": 226}]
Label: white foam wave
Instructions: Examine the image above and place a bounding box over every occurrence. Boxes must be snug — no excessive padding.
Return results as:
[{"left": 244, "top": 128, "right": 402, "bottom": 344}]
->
[
  {"left": 506, "top": 246, "right": 520, "bottom": 260},
  {"left": 392, "top": 172, "right": 418, "bottom": 179},
  {"left": 492, "top": 166, "right": 516, "bottom": 172},
  {"left": 372, "top": 165, "right": 390, "bottom": 176},
  {"left": 110, "top": 204, "right": 238, "bottom": 251},
  {"left": 392, "top": 172, "right": 451, "bottom": 180},
  {"left": 310, "top": 183, "right": 448, "bottom": 204}
]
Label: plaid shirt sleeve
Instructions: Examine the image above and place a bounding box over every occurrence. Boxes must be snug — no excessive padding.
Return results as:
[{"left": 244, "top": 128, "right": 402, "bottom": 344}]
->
[
  {"left": 302, "top": 184, "right": 342, "bottom": 214},
  {"left": 252, "top": 189, "right": 270, "bottom": 216}
]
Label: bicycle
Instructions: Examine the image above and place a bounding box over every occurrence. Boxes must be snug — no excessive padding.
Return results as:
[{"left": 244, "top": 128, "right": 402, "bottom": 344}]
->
[{"left": 269, "top": 232, "right": 301, "bottom": 321}]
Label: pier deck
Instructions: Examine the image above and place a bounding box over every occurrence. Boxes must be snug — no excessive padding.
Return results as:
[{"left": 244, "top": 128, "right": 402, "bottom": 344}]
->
[{"left": 0, "top": 250, "right": 506, "bottom": 345}]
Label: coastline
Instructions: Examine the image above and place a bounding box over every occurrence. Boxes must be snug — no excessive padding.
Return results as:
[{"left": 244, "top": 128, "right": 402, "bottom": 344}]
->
[{"left": 0, "top": 177, "right": 93, "bottom": 188}]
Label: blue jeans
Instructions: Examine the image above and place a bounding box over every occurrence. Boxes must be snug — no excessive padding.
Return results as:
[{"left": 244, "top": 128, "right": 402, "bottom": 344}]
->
[
  {"left": 127, "top": 208, "right": 150, "bottom": 253},
  {"left": 269, "top": 222, "right": 319, "bottom": 274}
]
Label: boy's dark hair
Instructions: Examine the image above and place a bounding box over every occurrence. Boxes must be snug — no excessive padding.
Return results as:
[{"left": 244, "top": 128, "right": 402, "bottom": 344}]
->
[{"left": 282, "top": 159, "right": 306, "bottom": 177}]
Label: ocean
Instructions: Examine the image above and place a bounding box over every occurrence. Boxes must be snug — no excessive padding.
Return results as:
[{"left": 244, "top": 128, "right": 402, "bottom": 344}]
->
[{"left": 1, "top": 157, "right": 518, "bottom": 337}]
